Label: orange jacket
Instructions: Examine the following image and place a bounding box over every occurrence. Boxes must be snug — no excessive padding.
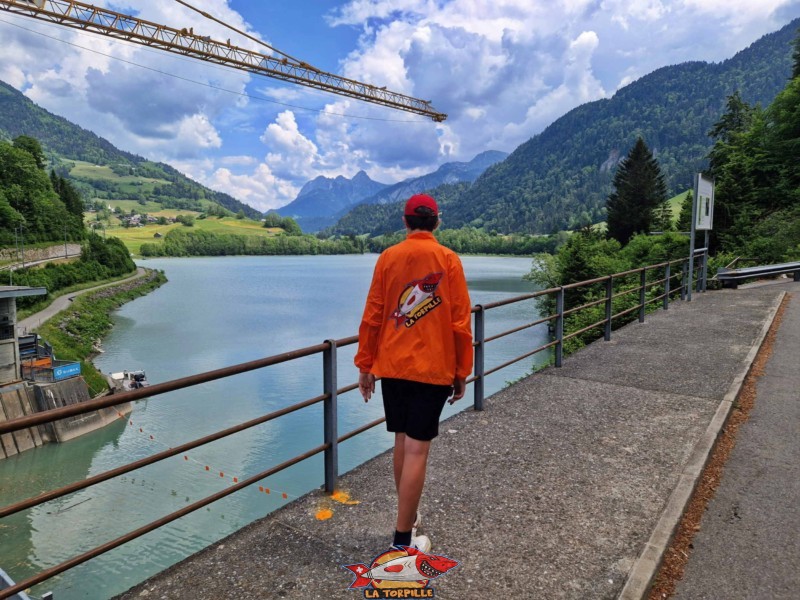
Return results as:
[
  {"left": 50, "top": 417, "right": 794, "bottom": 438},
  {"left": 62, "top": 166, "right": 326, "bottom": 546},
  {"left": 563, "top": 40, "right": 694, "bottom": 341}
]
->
[{"left": 355, "top": 231, "right": 473, "bottom": 386}]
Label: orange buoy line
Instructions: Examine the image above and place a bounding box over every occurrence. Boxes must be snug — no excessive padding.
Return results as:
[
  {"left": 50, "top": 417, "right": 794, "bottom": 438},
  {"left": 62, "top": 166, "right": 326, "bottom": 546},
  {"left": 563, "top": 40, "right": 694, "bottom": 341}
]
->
[{"left": 113, "top": 409, "right": 294, "bottom": 502}]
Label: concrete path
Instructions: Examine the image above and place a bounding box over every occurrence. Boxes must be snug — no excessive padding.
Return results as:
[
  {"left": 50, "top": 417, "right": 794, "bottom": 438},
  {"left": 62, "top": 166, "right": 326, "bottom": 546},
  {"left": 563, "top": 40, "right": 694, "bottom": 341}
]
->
[
  {"left": 674, "top": 287, "right": 799, "bottom": 599},
  {"left": 115, "top": 280, "right": 795, "bottom": 600},
  {"left": 16, "top": 267, "right": 146, "bottom": 334}
]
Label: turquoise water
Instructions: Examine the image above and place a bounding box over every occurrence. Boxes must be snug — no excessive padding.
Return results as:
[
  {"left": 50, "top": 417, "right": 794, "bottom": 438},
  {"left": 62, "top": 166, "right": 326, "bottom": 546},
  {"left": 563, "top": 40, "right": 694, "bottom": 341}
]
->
[{"left": 0, "top": 254, "right": 549, "bottom": 599}]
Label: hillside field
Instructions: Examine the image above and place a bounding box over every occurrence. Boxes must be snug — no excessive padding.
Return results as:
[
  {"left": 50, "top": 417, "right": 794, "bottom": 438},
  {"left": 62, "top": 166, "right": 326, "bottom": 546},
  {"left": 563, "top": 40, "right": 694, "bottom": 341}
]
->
[{"left": 92, "top": 216, "right": 283, "bottom": 255}]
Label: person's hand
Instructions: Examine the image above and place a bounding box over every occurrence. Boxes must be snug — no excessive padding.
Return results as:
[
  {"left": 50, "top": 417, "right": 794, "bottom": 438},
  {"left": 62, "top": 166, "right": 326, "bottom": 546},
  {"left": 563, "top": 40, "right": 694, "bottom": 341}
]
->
[
  {"left": 449, "top": 377, "right": 466, "bottom": 404},
  {"left": 359, "top": 372, "right": 375, "bottom": 402}
]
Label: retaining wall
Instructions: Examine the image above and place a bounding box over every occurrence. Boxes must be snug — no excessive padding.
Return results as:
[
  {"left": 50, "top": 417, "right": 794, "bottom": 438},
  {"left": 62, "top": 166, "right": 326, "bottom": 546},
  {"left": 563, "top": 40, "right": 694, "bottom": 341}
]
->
[
  {"left": 0, "top": 382, "right": 43, "bottom": 458},
  {"left": 0, "top": 243, "right": 82, "bottom": 264},
  {"left": 0, "top": 378, "right": 131, "bottom": 459}
]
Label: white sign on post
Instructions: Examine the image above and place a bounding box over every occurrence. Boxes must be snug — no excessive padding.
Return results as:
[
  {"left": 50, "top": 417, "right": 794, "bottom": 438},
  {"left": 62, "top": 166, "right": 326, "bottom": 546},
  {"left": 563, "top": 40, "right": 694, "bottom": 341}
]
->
[{"left": 695, "top": 173, "right": 714, "bottom": 231}]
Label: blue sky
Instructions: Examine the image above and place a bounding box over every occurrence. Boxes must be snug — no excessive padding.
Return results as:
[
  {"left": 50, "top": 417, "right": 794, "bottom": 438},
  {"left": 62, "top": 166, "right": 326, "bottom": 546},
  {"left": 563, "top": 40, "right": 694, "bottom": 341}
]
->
[{"left": 1, "top": 0, "right": 799, "bottom": 212}]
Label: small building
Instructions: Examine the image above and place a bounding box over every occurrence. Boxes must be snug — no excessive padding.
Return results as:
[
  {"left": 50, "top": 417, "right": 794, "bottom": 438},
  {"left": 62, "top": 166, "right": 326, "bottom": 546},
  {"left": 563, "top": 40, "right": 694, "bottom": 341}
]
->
[{"left": 0, "top": 286, "right": 46, "bottom": 385}]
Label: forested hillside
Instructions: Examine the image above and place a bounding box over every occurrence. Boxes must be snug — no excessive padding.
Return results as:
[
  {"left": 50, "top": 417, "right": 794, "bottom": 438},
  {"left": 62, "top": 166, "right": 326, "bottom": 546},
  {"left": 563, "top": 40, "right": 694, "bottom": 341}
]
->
[
  {"left": 0, "top": 137, "right": 84, "bottom": 245},
  {"left": 448, "top": 18, "right": 798, "bottom": 234},
  {"left": 330, "top": 18, "right": 798, "bottom": 237},
  {"left": 0, "top": 80, "right": 261, "bottom": 219}
]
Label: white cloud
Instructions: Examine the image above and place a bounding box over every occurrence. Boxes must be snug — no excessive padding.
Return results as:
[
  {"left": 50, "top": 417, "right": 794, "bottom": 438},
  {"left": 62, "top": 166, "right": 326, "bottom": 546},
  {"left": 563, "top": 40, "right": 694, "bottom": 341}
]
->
[
  {"left": 206, "top": 164, "right": 299, "bottom": 212},
  {"left": 260, "top": 111, "right": 321, "bottom": 181},
  {"left": 2, "top": 0, "right": 798, "bottom": 215}
]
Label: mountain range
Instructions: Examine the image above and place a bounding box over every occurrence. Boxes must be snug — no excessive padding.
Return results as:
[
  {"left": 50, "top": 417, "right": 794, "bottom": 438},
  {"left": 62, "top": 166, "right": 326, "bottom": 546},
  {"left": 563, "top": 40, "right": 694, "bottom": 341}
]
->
[
  {"left": 1, "top": 16, "right": 797, "bottom": 239},
  {"left": 277, "top": 150, "right": 507, "bottom": 232},
  {"left": 330, "top": 17, "right": 800, "bottom": 236}
]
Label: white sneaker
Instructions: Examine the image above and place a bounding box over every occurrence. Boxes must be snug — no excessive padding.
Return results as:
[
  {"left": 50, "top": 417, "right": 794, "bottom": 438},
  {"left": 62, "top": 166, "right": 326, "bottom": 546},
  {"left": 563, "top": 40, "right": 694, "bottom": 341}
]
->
[
  {"left": 411, "top": 534, "right": 431, "bottom": 553},
  {"left": 412, "top": 511, "right": 422, "bottom": 537}
]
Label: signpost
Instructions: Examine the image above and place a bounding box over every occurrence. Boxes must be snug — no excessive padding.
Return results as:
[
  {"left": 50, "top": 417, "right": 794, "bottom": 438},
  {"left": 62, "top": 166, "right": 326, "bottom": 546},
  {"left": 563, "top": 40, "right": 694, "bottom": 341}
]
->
[{"left": 688, "top": 173, "right": 714, "bottom": 301}]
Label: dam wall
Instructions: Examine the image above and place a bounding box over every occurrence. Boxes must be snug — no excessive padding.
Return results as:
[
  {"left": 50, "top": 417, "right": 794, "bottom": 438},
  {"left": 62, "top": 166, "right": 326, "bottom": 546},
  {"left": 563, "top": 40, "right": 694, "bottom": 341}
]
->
[{"left": 0, "top": 377, "right": 130, "bottom": 459}]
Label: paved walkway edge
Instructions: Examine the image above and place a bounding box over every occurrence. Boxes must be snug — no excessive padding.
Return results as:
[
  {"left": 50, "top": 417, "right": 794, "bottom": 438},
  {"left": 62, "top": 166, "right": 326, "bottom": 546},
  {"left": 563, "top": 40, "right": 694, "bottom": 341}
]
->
[{"left": 618, "top": 291, "right": 787, "bottom": 600}]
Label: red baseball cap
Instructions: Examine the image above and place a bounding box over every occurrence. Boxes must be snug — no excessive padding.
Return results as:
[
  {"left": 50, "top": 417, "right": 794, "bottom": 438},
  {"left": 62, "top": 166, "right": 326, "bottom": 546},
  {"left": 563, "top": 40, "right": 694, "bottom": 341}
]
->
[{"left": 404, "top": 194, "right": 439, "bottom": 217}]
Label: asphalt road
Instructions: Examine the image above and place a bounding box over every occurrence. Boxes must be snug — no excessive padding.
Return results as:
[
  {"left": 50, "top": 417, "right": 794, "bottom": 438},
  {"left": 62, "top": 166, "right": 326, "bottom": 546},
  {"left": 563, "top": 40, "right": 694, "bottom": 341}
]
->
[
  {"left": 674, "top": 287, "right": 799, "bottom": 599},
  {"left": 16, "top": 267, "right": 146, "bottom": 334}
]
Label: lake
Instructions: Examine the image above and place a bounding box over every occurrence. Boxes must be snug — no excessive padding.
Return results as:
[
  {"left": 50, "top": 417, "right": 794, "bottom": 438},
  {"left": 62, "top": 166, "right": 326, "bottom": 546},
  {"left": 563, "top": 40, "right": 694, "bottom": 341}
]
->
[{"left": 0, "top": 254, "right": 549, "bottom": 599}]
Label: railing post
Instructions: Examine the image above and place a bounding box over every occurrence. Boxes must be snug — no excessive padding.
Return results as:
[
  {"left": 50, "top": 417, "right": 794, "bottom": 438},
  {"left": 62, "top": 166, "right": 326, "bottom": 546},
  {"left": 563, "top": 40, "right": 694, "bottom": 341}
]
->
[
  {"left": 681, "top": 262, "right": 687, "bottom": 301},
  {"left": 604, "top": 276, "right": 613, "bottom": 341},
  {"left": 323, "top": 339, "right": 338, "bottom": 494},
  {"left": 695, "top": 253, "right": 703, "bottom": 293},
  {"left": 639, "top": 267, "right": 646, "bottom": 323},
  {"left": 663, "top": 263, "right": 671, "bottom": 310},
  {"left": 473, "top": 305, "right": 485, "bottom": 411},
  {"left": 555, "top": 287, "right": 564, "bottom": 367}
]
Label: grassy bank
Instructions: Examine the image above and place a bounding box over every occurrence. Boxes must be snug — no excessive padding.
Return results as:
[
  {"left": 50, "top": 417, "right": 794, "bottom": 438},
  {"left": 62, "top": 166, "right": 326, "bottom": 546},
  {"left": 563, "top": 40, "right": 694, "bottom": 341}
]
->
[
  {"left": 16, "top": 269, "right": 147, "bottom": 320},
  {"left": 36, "top": 269, "right": 168, "bottom": 395}
]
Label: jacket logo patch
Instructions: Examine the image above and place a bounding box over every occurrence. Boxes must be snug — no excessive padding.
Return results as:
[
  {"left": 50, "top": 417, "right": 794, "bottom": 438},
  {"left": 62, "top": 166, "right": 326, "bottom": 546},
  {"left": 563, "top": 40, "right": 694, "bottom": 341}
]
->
[{"left": 390, "top": 272, "right": 443, "bottom": 329}]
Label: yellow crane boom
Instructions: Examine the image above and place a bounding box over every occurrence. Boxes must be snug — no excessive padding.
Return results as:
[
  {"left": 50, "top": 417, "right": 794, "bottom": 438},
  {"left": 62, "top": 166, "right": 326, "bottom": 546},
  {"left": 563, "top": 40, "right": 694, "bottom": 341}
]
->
[{"left": 1, "top": 0, "right": 447, "bottom": 122}]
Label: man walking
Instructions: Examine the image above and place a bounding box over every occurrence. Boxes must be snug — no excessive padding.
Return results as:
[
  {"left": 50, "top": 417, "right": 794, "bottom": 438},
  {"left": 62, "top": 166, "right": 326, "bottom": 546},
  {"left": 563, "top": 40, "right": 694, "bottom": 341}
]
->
[{"left": 355, "top": 193, "right": 473, "bottom": 552}]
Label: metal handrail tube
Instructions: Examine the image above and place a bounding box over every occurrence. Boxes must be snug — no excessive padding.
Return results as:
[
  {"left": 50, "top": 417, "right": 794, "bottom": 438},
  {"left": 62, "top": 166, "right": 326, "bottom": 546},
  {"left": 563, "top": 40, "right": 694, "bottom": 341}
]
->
[
  {"left": 562, "top": 275, "right": 610, "bottom": 289},
  {"left": 0, "top": 394, "right": 327, "bottom": 519},
  {"left": 483, "top": 314, "right": 556, "bottom": 344},
  {"left": 0, "top": 442, "right": 329, "bottom": 600},
  {"left": 648, "top": 260, "right": 672, "bottom": 269},
  {"left": 647, "top": 293, "right": 669, "bottom": 305},
  {"left": 612, "top": 266, "right": 647, "bottom": 278},
  {"left": 610, "top": 305, "right": 641, "bottom": 320},
  {"left": 337, "top": 382, "right": 359, "bottom": 395},
  {"left": 483, "top": 340, "right": 559, "bottom": 377},
  {"left": 338, "top": 417, "right": 386, "bottom": 444},
  {"left": 333, "top": 335, "right": 358, "bottom": 347},
  {"left": 480, "top": 287, "right": 558, "bottom": 310},
  {"left": 563, "top": 318, "right": 609, "bottom": 341},
  {"left": 0, "top": 342, "right": 330, "bottom": 435},
  {"left": 563, "top": 296, "right": 607, "bottom": 317},
  {"left": 611, "top": 285, "right": 642, "bottom": 300}
]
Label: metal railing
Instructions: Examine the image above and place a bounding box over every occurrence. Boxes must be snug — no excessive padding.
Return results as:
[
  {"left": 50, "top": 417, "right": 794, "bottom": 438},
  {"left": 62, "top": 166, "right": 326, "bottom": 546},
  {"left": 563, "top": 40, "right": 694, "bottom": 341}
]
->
[{"left": 0, "top": 251, "right": 707, "bottom": 598}]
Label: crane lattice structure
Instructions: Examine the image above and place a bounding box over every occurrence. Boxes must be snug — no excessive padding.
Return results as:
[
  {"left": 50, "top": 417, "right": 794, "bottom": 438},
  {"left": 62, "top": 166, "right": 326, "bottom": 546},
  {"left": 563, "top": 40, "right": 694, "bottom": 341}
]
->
[{"left": 0, "top": 0, "right": 447, "bottom": 122}]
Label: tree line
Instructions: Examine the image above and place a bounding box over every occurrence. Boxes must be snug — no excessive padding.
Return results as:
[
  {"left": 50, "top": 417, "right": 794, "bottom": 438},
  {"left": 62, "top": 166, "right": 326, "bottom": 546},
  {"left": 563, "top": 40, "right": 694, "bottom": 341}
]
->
[
  {"left": 139, "top": 228, "right": 364, "bottom": 257},
  {"left": 11, "top": 233, "right": 137, "bottom": 309}
]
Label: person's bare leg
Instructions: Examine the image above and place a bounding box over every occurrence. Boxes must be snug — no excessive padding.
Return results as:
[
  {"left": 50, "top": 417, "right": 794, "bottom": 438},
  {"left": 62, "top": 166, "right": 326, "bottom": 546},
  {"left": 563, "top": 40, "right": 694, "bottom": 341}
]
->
[
  {"left": 393, "top": 432, "right": 405, "bottom": 494},
  {"left": 395, "top": 435, "right": 431, "bottom": 532}
]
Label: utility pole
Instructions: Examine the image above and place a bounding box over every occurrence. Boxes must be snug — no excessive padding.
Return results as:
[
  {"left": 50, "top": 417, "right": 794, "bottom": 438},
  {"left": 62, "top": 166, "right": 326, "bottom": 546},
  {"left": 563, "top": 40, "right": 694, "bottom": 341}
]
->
[
  {"left": 17, "top": 225, "right": 25, "bottom": 269},
  {"left": 64, "top": 223, "right": 68, "bottom": 258}
]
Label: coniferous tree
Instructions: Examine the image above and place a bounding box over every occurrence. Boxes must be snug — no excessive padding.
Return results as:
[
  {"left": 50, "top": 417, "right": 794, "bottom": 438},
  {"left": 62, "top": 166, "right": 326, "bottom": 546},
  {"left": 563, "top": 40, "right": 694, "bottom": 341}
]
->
[
  {"left": 12, "top": 135, "right": 46, "bottom": 169},
  {"left": 792, "top": 28, "right": 800, "bottom": 79},
  {"left": 606, "top": 137, "right": 667, "bottom": 245},
  {"left": 677, "top": 191, "right": 693, "bottom": 233},
  {"left": 653, "top": 200, "right": 675, "bottom": 232}
]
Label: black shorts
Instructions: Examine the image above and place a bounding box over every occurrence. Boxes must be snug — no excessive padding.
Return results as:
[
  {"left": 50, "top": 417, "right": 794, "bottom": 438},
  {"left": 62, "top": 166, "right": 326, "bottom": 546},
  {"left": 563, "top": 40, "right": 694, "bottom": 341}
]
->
[{"left": 381, "top": 378, "right": 452, "bottom": 442}]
